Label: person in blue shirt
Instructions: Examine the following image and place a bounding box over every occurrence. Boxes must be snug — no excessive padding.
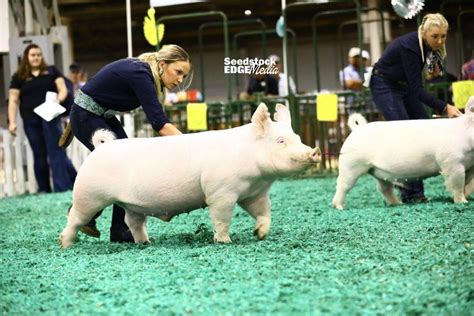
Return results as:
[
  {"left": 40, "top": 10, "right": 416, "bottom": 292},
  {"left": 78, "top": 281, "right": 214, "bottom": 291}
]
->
[
  {"left": 369, "top": 13, "right": 462, "bottom": 204},
  {"left": 66, "top": 44, "right": 193, "bottom": 242}
]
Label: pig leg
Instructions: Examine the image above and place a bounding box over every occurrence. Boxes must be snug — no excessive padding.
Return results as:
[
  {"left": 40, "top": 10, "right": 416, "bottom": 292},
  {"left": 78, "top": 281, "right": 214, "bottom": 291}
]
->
[
  {"left": 239, "top": 193, "right": 271, "bottom": 240},
  {"left": 332, "top": 164, "right": 369, "bottom": 209},
  {"left": 464, "top": 167, "right": 474, "bottom": 198},
  {"left": 124, "top": 211, "right": 149, "bottom": 243},
  {"left": 207, "top": 198, "right": 236, "bottom": 243},
  {"left": 59, "top": 202, "right": 104, "bottom": 248},
  {"left": 441, "top": 165, "right": 467, "bottom": 203},
  {"left": 375, "top": 179, "right": 402, "bottom": 205}
]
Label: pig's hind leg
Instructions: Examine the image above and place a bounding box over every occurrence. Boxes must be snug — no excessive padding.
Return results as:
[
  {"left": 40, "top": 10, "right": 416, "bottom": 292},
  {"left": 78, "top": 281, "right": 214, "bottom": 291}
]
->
[
  {"left": 60, "top": 202, "right": 104, "bottom": 248},
  {"left": 375, "top": 179, "right": 402, "bottom": 206},
  {"left": 332, "top": 163, "right": 370, "bottom": 209},
  {"left": 238, "top": 193, "right": 271, "bottom": 240},
  {"left": 124, "top": 211, "right": 149, "bottom": 244}
]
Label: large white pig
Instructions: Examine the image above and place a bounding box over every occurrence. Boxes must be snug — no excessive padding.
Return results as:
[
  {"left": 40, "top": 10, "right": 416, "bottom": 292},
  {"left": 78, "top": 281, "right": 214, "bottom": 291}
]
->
[
  {"left": 60, "top": 103, "right": 321, "bottom": 248},
  {"left": 332, "top": 96, "right": 474, "bottom": 210}
]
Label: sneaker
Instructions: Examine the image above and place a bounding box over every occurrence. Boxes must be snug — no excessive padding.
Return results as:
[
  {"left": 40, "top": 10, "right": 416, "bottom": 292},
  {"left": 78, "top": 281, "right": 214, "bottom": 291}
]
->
[{"left": 110, "top": 228, "right": 135, "bottom": 243}]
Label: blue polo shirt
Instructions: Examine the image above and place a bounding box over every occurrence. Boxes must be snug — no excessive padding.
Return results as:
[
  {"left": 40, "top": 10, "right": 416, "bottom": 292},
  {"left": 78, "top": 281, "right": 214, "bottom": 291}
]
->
[
  {"left": 81, "top": 58, "right": 170, "bottom": 131},
  {"left": 374, "top": 32, "right": 446, "bottom": 113}
]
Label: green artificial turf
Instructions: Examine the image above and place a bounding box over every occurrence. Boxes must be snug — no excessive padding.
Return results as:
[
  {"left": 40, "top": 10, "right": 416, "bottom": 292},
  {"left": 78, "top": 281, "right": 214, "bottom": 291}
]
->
[{"left": 1, "top": 175, "right": 473, "bottom": 315}]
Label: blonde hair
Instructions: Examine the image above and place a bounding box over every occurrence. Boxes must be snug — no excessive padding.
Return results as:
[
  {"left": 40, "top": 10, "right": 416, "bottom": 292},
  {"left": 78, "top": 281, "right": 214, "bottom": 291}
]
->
[
  {"left": 137, "top": 44, "right": 193, "bottom": 103},
  {"left": 418, "top": 13, "right": 449, "bottom": 62}
]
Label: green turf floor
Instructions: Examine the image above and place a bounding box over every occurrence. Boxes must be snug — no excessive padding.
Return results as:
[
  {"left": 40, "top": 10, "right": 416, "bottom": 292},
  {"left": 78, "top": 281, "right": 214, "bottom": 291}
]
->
[{"left": 1, "top": 175, "right": 473, "bottom": 315}]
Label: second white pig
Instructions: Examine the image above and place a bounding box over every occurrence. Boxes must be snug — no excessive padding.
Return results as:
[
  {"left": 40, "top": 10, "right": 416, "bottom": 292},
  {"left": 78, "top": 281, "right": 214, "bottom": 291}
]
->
[
  {"left": 60, "top": 103, "right": 321, "bottom": 248},
  {"left": 332, "top": 97, "right": 474, "bottom": 209}
]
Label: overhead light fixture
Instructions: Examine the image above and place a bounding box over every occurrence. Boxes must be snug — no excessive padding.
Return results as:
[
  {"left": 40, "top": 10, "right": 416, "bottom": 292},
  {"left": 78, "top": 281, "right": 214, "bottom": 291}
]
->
[
  {"left": 391, "top": 0, "right": 425, "bottom": 19},
  {"left": 149, "top": 0, "right": 207, "bottom": 7},
  {"left": 244, "top": 10, "right": 252, "bottom": 16}
]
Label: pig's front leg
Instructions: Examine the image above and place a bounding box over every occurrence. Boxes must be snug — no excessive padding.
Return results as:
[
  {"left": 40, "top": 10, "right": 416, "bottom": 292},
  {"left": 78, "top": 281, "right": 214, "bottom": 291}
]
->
[
  {"left": 465, "top": 167, "right": 474, "bottom": 198},
  {"left": 441, "top": 164, "right": 467, "bottom": 203},
  {"left": 124, "top": 211, "right": 149, "bottom": 243},
  {"left": 239, "top": 193, "right": 271, "bottom": 240},
  {"left": 207, "top": 196, "right": 237, "bottom": 243}
]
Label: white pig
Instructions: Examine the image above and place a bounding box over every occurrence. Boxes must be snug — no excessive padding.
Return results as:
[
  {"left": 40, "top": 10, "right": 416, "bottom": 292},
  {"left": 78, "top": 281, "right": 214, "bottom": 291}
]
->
[
  {"left": 60, "top": 103, "right": 321, "bottom": 248},
  {"left": 332, "top": 96, "right": 474, "bottom": 209}
]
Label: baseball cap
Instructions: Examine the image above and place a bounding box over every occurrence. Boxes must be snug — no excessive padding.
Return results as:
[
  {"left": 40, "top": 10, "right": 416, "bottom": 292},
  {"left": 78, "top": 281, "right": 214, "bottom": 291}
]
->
[
  {"left": 348, "top": 47, "right": 361, "bottom": 58},
  {"left": 362, "top": 50, "right": 370, "bottom": 60},
  {"left": 268, "top": 54, "right": 280, "bottom": 64}
]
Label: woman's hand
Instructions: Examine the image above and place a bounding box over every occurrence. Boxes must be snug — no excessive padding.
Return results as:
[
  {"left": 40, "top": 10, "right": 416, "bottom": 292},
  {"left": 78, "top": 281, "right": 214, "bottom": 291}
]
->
[
  {"left": 445, "top": 104, "right": 462, "bottom": 118},
  {"left": 8, "top": 122, "right": 17, "bottom": 136}
]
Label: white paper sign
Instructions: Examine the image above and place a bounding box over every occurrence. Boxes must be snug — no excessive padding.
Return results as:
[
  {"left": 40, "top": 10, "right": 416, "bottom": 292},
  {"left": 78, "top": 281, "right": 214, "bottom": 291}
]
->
[{"left": 33, "top": 92, "right": 66, "bottom": 121}]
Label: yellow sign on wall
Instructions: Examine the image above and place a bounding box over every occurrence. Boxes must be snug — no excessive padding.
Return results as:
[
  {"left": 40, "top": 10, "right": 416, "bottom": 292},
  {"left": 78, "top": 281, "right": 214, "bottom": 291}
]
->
[
  {"left": 452, "top": 80, "right": 474, "bottom": 109},
  {"left": 316, "top": 93, "right": 338, "bottom": 122},
  {"left": 187, "top": 103, "right": 208, "bottom": 131}
]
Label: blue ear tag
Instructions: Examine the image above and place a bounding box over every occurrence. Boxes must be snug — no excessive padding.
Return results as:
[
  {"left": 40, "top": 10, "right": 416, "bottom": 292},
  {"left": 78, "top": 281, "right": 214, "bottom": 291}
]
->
[{"left": 276, "top": 16, "right": 285, "bottom": 38}]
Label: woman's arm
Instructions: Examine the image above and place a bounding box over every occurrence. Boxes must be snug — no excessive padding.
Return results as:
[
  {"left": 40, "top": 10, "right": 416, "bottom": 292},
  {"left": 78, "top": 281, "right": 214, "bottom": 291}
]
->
[
  {"left": 158, "top": 122, "right": 182, "bottom": 136},
  {"left": 55, "top": 77, "right": 68, "bottom": 103},
  {"left": 8, "top": 89, "right": 20, "bottom": 134}
]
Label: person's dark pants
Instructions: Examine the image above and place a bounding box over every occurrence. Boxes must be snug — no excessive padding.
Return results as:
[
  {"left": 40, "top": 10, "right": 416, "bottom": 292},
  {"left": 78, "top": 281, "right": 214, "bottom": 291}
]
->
[
  {"left": 370, "top": 74, "right": 429, "bottom": 202},
  {"left": 69, "top": 104, "right": 129, "bottom": 231},
  {"left": 22, "top": 115, "right": 76, "bottom": 193}
]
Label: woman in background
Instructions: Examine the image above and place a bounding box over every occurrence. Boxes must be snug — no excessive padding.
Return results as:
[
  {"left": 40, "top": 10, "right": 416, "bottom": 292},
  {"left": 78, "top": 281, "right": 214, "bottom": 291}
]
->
[{"left": 8, "top": 43, "right": 76, "bottom": 193}]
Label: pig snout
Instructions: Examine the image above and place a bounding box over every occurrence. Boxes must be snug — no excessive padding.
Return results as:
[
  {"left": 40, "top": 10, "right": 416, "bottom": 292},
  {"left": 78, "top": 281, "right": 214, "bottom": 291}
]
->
[{"left": 309, "top": 147, "right": 322, "bottom": 163}]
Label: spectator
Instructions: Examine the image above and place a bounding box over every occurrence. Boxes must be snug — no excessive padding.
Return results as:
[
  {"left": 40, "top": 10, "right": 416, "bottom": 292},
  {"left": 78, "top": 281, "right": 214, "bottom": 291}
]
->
[
  {"left": 460, "top": 49, "right": 474, "bottom": 80},
  {"left": 339, "top": 47, "right": 368, "bottom": 91},
  {"left": 8, "top": 43, "right": 77, "bottom": 193}
]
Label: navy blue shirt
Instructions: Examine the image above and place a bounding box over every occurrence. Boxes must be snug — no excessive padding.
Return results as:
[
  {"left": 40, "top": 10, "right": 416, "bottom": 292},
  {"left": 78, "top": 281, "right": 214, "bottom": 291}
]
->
[
  {"left": 81, "top": 58, "right": 169, "bottom": 131},
  {"left": 374, "top": 32, "right": 446, "bottom": 113}
]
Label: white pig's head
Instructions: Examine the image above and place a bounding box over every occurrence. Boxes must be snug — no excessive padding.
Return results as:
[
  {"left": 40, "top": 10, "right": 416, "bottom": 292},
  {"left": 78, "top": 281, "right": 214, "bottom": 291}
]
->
[{"left": 251, "top": 103, "right": 321, "bottom": 176}]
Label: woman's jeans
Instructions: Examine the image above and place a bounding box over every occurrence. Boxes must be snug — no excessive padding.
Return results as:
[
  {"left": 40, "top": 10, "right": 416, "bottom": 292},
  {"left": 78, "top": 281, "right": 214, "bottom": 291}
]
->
[
  {"left": 370, "top": 74, "right": 429, "bottom": 202},
  {"left": 22, "top": 115, "right": 77, "bottom": 192},
  {"left": 69, "top": 104, "right": 129, "bottom": 230}
]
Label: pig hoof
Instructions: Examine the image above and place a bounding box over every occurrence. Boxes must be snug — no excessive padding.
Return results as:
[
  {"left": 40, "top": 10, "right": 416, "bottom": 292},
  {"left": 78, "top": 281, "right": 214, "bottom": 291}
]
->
[
  {"left": 214, "top": 234, "right": 232, "bottom": 243},
  {"left": 253, "top": 224, "right": 269, "bottom": 240},
  {"left": 58, "top": 234, "right": 73, "bottom": 249},
  {"left": 158, "top": 215, "right": 173, "bottom": 222}
]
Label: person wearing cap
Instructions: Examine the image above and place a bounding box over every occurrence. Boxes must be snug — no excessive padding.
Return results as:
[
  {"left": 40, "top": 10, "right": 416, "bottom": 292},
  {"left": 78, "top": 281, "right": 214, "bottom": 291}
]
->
[
  {"left": 244, "top": 54, "right": 296, "bottom": 98},
  {"left": 68, "top": 63, "right": 86, "bottom": 95},
  {"left": 268, "top": 54, "right": 296, "bottom": 97},
  {"left": 339, "top": 47, "right": 369, "bottom": 91},
  {"left": 369, "top": 13, "right": 462, "bottom": 204}
]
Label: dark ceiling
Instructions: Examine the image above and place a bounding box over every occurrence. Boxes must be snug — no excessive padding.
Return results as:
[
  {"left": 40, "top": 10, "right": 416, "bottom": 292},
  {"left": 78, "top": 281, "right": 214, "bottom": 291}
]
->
[{"left": 55, "top": 0, "right": 472, "bottom": 62}]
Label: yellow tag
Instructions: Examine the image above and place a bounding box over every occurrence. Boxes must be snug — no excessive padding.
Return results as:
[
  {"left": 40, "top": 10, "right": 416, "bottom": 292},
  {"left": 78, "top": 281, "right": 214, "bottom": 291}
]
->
[
  {"left": 187, "top": 103, "right": 208, "bottom": 131},
  {"left": 316, "top": 93, "right": 338, "bottom": 121},
  {"left": 452, "top": 80, "right": 474, "bottom": 109}
]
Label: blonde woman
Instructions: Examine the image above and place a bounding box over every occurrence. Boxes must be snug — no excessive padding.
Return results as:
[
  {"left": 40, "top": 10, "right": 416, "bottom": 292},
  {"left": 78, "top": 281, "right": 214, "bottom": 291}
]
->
[
  {"left": 68, "top": 44, "right": 192, "bottom": 242},
  {"left": 369, "top": 13, "right": 462, "bottom": 204}
]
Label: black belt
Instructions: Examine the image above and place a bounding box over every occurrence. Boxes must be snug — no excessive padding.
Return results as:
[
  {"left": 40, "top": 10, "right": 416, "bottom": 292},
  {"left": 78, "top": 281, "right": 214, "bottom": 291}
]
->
[{"left": 372, "top": 68, "right": 408, "bottom": 87}]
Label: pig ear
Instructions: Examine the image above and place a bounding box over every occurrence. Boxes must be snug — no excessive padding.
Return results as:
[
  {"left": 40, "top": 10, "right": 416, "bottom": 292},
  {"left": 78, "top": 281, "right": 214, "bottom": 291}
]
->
[
  {"left": 274, "top": 103, "right": 291, "bottom": 125},
  {"left": 251, "top": 103, "right": 271, "bottom": 136}
]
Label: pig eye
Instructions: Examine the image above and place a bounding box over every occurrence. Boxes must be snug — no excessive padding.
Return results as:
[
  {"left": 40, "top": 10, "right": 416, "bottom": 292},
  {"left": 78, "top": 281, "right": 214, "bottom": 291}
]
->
[{"left": 276, "top": 137, "right": 285, "bottom": 144}]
